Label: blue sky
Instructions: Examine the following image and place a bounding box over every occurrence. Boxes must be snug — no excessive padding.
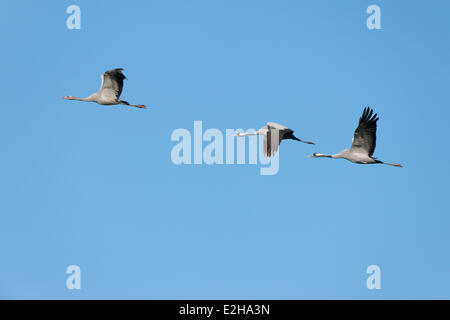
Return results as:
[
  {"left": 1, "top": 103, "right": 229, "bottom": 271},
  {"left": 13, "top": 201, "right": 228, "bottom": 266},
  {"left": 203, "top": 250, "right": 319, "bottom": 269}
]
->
[{"left": 1, "top": 0, "right": 449, "bottom": 299}]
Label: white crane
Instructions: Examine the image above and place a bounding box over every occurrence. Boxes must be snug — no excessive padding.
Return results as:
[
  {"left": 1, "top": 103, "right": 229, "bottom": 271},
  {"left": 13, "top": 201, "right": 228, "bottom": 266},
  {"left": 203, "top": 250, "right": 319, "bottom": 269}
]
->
[
  {"left": 62, "top": 68, "right": 146, "bottom": 109},
  {"left": 234, "top": 122, "right": 314, "bottom": 157},
  {"left": 309, "top": 107, "right": 402, "bottom": 167}
]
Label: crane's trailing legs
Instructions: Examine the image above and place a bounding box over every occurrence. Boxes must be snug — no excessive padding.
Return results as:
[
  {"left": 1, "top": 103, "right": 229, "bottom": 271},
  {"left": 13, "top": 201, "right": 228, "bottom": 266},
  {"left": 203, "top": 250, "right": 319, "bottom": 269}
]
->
[
  {"left": 234, "top": 132, "right": 314, "bottom": 145},
  {"left": 374, "top": 160, "right": 403, "bottom": 167},
  {"left": 292, "top": 137, "right": 315, "bottom": 144},
  {"left": 309, "top": 153, "right": 402, "bottom": 167},
  {"left": 62, "top": 68, "right": 147, "bottom": 109},
  {"left": 233, "top": 122, "right": 314, "bottom": 158},
  {"left": 308, "top": 107, "right": 403, "bottom": 168},
  {"left": 120, "top": 100, "right": 147, "bottom": 109}
]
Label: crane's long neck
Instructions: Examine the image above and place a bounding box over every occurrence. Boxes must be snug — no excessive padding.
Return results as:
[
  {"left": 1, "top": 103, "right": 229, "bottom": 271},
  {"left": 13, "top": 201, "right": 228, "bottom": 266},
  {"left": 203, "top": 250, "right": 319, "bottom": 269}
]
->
[
  {"left": 67, "top": 93, "right": 98, "bottom": 102},
  {"left": 66, "top": 96, "right": 95, "bottom": 102},
  {"left": 312, "top": 153, "right": 333, "bottom": 158},
  {"left": 75, "top": 97, "right": 92, "bottom": 102},
  {"left": 234, "top": 132, "right": 260, "bottom": 137}
]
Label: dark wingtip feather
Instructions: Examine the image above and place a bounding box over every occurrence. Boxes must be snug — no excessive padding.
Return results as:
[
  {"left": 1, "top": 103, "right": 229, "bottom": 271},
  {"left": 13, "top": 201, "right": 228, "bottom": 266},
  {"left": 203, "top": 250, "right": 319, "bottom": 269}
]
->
[
  {"left": 372, "top": 113, "right": 379, "bottom": 122},
  {"left": 362, "top": 107, "right": 368, "bottom": 119},
  {"left": 360, "top": 107, "right": 379, "bottom": 123},
  {"left": 106, "top": 68, "right": 126, "bottom": 80}
]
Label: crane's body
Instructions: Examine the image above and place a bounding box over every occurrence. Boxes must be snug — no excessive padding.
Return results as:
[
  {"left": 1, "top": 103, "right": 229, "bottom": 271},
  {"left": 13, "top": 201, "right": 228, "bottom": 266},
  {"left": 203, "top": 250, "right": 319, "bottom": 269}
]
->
[
  {"left": 309, "top": 107, "right": 402, "bottom": 167},
  {"left": 312, "top": 150, "right": 380, "bottom": 164},
  {"left": 62, "top": 68, "right": 146, "bottom": 109},
  {"left": 235, "top": 122, "right": 314, "bottom": 157}
]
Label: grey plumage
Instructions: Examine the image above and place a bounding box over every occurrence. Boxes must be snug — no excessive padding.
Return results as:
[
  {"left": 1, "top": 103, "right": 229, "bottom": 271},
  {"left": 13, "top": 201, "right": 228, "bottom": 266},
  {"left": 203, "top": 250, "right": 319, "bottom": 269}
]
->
[
  {"left": 309, "top": 107, "right": 402, "bottom": 167},
  {"left": 62, "top": 68, "right": 146, "bottom": 109},
  {"left": 99, "top": 68, "right": 126, "bottom": 103},
  {"left": 350, "top": 107, "right": 378, "bottom": 157},
  {"left": 235, "top": 122, "right": 314, "bottom": 157}
]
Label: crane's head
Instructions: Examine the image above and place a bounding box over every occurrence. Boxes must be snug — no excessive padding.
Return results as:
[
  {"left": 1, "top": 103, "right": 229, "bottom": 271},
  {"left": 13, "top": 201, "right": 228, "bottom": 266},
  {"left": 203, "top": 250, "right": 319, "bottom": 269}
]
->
[{"left": 61, "top": 95, "right": 75, "bottom": 100}]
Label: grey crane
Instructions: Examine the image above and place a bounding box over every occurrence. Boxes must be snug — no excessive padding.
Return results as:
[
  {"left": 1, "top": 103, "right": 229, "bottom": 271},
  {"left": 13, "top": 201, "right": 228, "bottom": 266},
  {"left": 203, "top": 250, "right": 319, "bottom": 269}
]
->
[
  {"left": 62, "top": 68, "right": 146, "bottom": 109},
  {"left": 234, "top": 122, "right": 314, "bottom": 157},
  {"left": 309, "top": 107, "right": 402, "bottom": 167}
]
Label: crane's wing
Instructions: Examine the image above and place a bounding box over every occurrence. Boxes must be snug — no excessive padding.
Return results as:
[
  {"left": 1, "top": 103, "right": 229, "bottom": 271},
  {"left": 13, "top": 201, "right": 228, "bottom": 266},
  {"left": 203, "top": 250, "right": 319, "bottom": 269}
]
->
[
  {"left": 264, "top": 122, "right": 295, "bottom": 157},
  {"left": 267, "top": 122, "right": 293, "bottom": 141},
  {"left": 350, "top": 107, "right": 379, "bottom": 156},
  {"left": 98, "top": 68, "right": 126, "bottom": 101},
  {"left": 263, "top": 125, "right": 285, "bottom": 157},
  {"left": 266, "top": 122, "right": 289, "bottom": 131}
]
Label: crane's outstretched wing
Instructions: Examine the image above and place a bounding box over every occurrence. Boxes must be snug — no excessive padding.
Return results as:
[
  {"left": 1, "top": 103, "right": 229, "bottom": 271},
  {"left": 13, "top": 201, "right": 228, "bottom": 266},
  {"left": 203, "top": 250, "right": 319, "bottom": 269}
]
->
[
  {"left": 264, "top": 128, "right": 279, "bottom": 157},
  {"left": 264, "top": 123, "right": 291, "bottom": 157},
  {"left": 98, "top": 68, "right": 126, "bottom": 101},
  {"left": 266, "top": 122, "right": 289, "bottom": 131},
  {"left": 350, "top": 107, "right": 379, "bottom": 156}
]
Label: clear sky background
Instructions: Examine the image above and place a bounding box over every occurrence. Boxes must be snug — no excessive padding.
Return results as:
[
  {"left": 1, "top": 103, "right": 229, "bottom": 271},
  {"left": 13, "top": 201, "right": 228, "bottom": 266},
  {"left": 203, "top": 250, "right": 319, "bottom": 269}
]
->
[{"left": 1, "top": 0, "right": 449, "bottom": 299}]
